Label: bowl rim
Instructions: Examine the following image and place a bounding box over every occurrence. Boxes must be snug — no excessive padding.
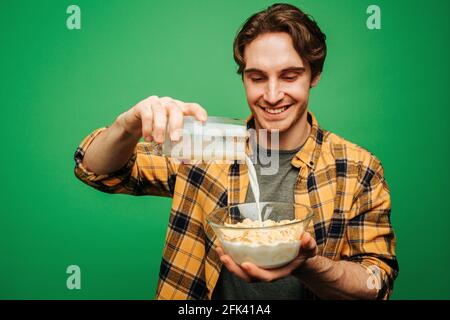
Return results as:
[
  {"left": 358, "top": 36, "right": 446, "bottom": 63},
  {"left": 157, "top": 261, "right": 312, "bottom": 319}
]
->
[{"left": 206, "top": 201, "right": 315, "bottom": 231}]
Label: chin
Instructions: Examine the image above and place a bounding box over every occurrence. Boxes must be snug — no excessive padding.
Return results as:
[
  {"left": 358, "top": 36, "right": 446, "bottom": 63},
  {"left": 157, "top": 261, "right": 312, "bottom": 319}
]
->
[{"left": 263, "top": 121, "right": 291, "bottom": 133}]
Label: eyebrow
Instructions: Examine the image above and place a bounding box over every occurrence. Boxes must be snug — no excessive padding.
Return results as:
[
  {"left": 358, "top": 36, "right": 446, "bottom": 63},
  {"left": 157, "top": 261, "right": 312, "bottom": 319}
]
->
[{"left": 243, "top": 67, "right": 306, "bottom": 75}]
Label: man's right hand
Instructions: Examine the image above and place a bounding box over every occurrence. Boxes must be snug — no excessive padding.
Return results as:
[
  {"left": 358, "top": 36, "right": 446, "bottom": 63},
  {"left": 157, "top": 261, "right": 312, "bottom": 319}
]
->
[{"left": 117, "top": 96, "right": 208, "bottom": 144}]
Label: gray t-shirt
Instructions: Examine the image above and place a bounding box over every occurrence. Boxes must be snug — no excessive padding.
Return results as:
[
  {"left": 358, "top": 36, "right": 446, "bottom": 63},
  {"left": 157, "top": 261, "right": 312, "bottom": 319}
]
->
[{"left": 212, "top": 144, "right": 306, "bottom": 300}]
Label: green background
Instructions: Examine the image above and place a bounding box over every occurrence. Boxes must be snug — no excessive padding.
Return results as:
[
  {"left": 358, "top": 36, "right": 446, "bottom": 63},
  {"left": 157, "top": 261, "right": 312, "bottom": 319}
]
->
[{"left": 1, "top": 0, "right": 449, "bottom": 299}]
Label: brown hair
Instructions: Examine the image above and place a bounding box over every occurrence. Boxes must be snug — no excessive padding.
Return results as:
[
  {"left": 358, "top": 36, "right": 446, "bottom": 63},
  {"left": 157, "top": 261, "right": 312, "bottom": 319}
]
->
[{"left": 233, "top": 3, "right": 327, "bottom": 81}]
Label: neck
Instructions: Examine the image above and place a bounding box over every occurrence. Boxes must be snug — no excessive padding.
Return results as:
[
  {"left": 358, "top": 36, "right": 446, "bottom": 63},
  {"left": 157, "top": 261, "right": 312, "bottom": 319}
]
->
[{"left": 255, "top": 110, "right": 311, "bottom": 150}]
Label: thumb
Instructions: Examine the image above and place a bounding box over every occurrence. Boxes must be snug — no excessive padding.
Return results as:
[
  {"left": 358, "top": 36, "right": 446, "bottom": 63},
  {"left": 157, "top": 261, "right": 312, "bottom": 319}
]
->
[{"left": 300, "top": 232, "right": 318, "bottom": 257}]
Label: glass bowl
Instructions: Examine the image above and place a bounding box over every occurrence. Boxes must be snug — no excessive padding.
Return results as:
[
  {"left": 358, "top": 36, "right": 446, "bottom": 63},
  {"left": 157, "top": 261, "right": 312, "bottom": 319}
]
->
[{"left": 206, "top": 202, "right": 314, "bottom": 269}]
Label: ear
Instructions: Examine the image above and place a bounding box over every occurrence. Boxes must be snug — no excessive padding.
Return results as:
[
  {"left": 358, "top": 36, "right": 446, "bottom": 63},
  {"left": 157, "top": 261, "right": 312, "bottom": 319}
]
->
[{"left": 310, "top": 73, "right": 321, "bottom": 88}]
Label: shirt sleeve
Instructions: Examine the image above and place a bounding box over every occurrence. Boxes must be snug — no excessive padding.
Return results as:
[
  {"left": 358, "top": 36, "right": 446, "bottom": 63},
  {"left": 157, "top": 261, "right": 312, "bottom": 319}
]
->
[
  {"left": 73, "top": 128, "right": 180, "bottom": 197},
  {"left": 341, "top": 159, "right": 399, "bottom": 300}
]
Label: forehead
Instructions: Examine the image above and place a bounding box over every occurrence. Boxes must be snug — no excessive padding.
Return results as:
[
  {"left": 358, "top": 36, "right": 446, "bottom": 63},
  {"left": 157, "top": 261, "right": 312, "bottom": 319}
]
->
[{"left": 243, "top": 32, "right": 306, "bottom": 71}]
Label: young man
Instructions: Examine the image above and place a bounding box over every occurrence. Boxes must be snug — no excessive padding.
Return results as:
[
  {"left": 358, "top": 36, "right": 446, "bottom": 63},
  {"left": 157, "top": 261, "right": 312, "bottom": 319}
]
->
[{"left": 74, "top": 3, "right": 398, "bottom": 300}]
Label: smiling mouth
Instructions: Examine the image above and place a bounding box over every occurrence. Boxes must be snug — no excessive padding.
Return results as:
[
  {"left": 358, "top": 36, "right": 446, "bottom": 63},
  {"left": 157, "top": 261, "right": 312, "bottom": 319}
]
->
[{"left": 259, "top": 104, "right": 293, "bottom": 115}]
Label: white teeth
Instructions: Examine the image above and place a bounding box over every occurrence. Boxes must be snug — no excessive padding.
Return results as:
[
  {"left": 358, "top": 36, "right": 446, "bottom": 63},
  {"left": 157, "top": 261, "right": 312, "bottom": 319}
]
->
[{"left": 265, "top": 106, "right": 287, "bottom": 114}]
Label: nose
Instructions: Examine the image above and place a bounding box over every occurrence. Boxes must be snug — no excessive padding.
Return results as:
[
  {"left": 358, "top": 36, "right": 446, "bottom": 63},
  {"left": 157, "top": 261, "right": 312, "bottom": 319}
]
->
[{"left": 263, "top": 79, "right": 284, "bottom": 105}]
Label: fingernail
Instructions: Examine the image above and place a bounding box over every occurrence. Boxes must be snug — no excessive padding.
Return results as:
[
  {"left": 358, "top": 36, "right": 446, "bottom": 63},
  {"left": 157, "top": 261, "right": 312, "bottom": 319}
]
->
[{"left": 171, "top": 131, "right": 180, "bottom": 141}]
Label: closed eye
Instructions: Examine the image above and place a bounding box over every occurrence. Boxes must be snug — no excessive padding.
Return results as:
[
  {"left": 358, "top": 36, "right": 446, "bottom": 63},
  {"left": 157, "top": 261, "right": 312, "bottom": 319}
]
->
[
  {"left": 250, "top": 77, "right": 266, "bottom": 82},
  {"left": 281, "top": 72, "right": 301, "bottom": 81},
  {"left": 282, "top": 76, "right": 298, "bottom": 81}
]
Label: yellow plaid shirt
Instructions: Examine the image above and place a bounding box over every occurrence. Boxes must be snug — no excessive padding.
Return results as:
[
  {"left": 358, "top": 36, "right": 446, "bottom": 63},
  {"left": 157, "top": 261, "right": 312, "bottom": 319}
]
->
[{"left": 74, "top": 111, "right": 398, "bottom": 300}]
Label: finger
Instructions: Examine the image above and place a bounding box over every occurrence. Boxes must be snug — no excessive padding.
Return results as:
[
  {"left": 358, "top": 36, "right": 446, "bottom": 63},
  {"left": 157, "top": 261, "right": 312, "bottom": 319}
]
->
[
  {"left": 301, "top": 232, "right": 316, "bottom": 249},
  {"left": 136, "top": 102, "right": 154, "bottom": 142},
  {"left": 241, "top": 262, "right": 283, "bottom": 282},
  {"left": 166, "top": 102, "right": 184, "bottom": 142},
  {"left": 220, "top": 255, "right": 252, "bottom": 283},
  {"left": 137, "top": 95, "right": 159, "bottom": 109},
  {"left": 300, "top": 232, "right": 318, "bottom": 257},
  {"left": 215, "top": 246, "right": 225, "bottom": 257},
  {"left": 243, "top": 256, "right": 308, "bottom": 282},
  {"left": 151, "top": 99, "right": 168, "bottom": 143},
  {"left": 123, "top": 96, "right": 158, "bottom": 139},
  {"left": 179, "top": 102, "right": 207, "bottom": 122}
]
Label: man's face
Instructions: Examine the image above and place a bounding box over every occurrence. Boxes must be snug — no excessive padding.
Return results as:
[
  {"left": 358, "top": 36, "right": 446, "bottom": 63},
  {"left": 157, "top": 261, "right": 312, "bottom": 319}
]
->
[{"left": 243, "top": 32, "right": 320, "bottom": 133}]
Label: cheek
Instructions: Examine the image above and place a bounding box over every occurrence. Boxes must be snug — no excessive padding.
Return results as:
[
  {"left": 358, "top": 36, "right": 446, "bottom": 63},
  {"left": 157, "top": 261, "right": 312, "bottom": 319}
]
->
[
  {"left": 284, "top": 82, "right": 310, "bottom": 100},
  {"left": 244, "top": 83, "right": 263, "bottom": 103}
]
